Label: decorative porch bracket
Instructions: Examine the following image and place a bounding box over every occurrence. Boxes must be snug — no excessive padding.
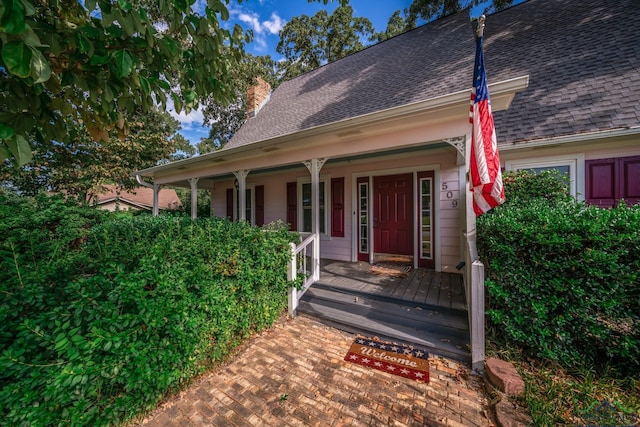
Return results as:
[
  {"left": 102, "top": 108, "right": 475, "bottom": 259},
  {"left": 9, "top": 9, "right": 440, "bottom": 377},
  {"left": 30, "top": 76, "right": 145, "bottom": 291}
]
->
[
  {"left": 443, "top": 136, "right": 465, "bottom": 157},
  {"left": 188, "top": 177, "right": 199, "bottom": 219},
  {"left": 232, "top": 169, "right": 250, "bottom": 221},
  {"left": 303, "top": 158, "right": 327, "bottom": 282}
]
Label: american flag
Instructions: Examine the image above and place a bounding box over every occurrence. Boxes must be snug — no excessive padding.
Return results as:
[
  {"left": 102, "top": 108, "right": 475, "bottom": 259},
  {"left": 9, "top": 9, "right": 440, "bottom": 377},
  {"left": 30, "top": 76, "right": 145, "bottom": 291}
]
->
[{"left": 469, "top": 24, "right": 505, "bottom": 216}]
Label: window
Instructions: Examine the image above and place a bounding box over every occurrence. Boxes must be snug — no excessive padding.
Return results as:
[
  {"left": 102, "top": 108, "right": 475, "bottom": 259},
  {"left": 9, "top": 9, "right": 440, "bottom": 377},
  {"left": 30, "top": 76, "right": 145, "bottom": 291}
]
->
[
  {"left": 236, "top": 188, "right": 253, "bottom": 223},
  {"left": 288, "top": 177, "right": 344, "bottom": 237},
  {"left": 506, "top": 156, "right": 583, "bottom": 198},
  {"left": 420, "top": 177, "right": 432, "bottom": 259},
  {"left": 226, "top": 185, "right": 265, "bottom": 226},
  {"left": 358, "top": 181, "right": 369, "bottom": 254},
  {"left": 417, "top": 170, "right": 435, "bottom": 269},
  {"left": 301, "top": 181, "right": 326, "bottom": 234}
]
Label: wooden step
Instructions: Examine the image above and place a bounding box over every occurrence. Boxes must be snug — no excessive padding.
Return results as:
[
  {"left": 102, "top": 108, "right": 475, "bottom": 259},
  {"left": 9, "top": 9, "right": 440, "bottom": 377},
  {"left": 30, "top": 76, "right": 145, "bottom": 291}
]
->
[
  {"left": 298, "top": 286, "right": 471, "bottom": 362},
  {"left": 311, "top": 282, "right": 468, "bottom": 318}
]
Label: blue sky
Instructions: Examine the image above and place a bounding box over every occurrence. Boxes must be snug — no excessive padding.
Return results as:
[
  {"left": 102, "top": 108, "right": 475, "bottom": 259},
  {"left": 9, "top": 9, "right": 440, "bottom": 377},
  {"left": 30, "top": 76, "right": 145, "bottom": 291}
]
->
[
  {"left": 173, "top": 0, "right": 418, "bottom": 145},
  {"left": 173, "top": 0, "right": 499, "bottom": 145}
]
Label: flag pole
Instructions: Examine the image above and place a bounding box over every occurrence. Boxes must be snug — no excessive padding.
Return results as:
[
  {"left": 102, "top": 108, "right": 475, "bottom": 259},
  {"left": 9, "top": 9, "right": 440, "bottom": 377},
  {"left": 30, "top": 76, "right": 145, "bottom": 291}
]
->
[
  {"left": 476, "top": 15, "right": 486, "bottom": 38},
  {"left": 467, "top": 13, "right": 491, "bottom": 373}
]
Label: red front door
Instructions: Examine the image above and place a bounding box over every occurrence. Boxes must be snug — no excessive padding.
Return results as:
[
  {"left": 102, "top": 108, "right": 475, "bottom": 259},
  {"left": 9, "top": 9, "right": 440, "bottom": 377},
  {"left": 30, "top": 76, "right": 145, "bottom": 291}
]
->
[{"left": 374, "top": 174, "right": 413, "bottom": 255}]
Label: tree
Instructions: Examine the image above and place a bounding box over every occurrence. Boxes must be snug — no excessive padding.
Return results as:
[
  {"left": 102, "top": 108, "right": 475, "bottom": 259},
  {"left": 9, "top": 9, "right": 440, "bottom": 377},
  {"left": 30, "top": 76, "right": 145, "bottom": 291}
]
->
[
  {"left": 0, "top": 108, "right": 186, "bottom": 199},
  {"left": 276, "top": 5, "right": 375, "bottom": 80},
  {"left": 199, "top": 5, "right": 375, "bottom": 152},
  {"left": 404, "top": 0, "right": 514, "bottom": 28},
  {"left": 169, "top": 133, "right": 197, "bottom": 161},
  {"left": 199, "top": 54, "right": 278, "bottom": 153},
  {"left": 374, "top": 0, "right": 515, "bottom": 42},
  {"left": 374, "top": 10, "right": 407, "bottom": 42},
  {"left": 0, "top": 0, "right": 248, "bottom": 166},
  {"left": 198, "top": 96, "right": 246, "bottom": 154}
]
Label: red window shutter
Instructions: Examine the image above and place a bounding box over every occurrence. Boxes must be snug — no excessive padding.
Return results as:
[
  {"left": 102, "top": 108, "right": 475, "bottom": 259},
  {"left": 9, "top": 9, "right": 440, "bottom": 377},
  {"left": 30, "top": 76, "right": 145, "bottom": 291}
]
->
[
  {"left": 620, "top": 156, "right": 640, "bottom": 206},
  {"left": 255, "top": 185, "right": 265, "bottom": 226},
  {"left": 286, "top": 182, "right": 297, "bottom": 231},
  {"left": 586, "top": 156, "right": 640, "bottom": 207},
  {"left": 226, "top": 188, "right": 234, "bottom": 219},
  {"left": 586, "top": 159, "right": 616, "bottom": 207},
  {"left": 331, "top": 177, "right": 345, "bottom": 237}
]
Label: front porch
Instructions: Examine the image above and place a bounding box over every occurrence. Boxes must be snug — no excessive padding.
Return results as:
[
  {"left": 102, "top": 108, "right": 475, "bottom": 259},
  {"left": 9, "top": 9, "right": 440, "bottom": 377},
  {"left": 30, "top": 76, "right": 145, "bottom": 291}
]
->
[{"left": 296, "top": 260, "right": 470, "bottom": 362}]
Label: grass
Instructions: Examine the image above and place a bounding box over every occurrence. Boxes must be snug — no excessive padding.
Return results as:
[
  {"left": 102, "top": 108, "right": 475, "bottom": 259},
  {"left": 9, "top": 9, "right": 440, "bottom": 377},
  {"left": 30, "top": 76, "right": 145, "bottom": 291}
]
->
[{"left": 488, "top": 343, "right": 640, "bottom": 426}]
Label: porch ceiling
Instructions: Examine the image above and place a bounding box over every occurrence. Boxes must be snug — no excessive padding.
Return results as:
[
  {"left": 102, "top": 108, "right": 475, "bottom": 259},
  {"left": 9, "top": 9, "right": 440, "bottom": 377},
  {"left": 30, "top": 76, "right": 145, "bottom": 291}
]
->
[
  {"left": 137, "top": 75, "right": 529, "bottom": 187},
  {"left": 166, "top": 143, "right": 453, "bottom": 190}
]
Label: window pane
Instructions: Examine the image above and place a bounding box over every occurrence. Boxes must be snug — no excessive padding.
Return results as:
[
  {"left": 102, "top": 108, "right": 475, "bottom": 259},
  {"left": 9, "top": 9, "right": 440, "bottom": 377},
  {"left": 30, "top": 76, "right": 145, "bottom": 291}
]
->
[
  {"left": 302, "top": 183, "right": 311, "bottom": 206},
  {"left": 303, "top": 209, "right": 312, "bottom": 232},
  {"left": 302, "top": 182, "right": 326, "bottom": 233},
  {"left": 524, "top": 165, "right": 571, "bottom": 192},
  {"left": 235, "top": 188, "right": 252, "bottom": 223},
  {"left": 245, "top": 189, "right": 252, "bottom": 222},
  {"left": 359, "top": 182, "right": 368, "bottom": 253},
  {"left": 320, "top": 182, "right": 325, "bottom": 234},
  {"left": 527, "top": 165, "right": 570, "bottom": 176},
  {"left": 420, "top": 178, "right": 432, "bottom": 259}
]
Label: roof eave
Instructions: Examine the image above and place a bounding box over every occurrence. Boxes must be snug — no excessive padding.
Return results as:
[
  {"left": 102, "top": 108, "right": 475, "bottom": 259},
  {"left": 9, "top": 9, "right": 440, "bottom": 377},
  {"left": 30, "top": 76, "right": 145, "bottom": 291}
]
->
[
  {"left": 135, "top": 75, "right": 529, "bottom": 178},
  {"left": 500, "top": 127, "right": 640, "bottom": 151}
]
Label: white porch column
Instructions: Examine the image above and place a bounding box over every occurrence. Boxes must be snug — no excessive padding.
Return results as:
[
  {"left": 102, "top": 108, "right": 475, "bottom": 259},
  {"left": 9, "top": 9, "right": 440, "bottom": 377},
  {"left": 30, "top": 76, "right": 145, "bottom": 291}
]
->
[
  {"left": 188, "top": 177, "right": 199, "bottom": 219},
  {"left": 463, "top": 133, "right": 477, "bottom": 259},
  {"left": 463, "top": 132, "right": 485, "bottom": 373},
  {"left": 304, "top": 158, "right": 327, "bottom": 282},
  {"left": 233, "top": 170, "right": 250, "bottom": 221},
  {"left": 152, "top": 184, "right": 161, "bottom": 217}
]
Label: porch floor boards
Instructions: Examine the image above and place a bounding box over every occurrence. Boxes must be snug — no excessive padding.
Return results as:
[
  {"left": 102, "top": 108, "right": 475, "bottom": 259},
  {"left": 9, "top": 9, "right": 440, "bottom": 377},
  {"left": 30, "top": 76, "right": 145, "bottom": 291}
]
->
[{"left": 297, "top": 260, "right": 471, "bottom": 362}]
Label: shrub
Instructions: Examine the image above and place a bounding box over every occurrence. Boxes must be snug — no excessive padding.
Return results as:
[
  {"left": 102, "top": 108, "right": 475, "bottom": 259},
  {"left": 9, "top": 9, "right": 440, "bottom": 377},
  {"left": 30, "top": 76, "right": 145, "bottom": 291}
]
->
[
  {"left": 478, "top": 173, "right": 640, "bottom": 376},
  {"left": 501, "top": 169, "right": 571, "bottom": 205},
  {"left": 0, "top": 192, "right": 297, "bottom": 426}
]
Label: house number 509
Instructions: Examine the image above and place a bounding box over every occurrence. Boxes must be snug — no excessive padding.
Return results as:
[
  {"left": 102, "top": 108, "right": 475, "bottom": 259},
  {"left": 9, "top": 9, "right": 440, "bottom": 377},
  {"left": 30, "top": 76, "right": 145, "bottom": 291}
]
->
[{"left": 441, "top": 182, "right": 459, "bottom": 209}]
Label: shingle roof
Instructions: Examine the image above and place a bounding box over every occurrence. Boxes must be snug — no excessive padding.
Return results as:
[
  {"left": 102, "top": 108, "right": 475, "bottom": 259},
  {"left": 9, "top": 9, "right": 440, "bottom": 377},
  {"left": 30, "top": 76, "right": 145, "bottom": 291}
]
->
[
  {"left": 226, "top": 0, "right": 640, "bottom": 150},
  {"left": 489, "top": 0, "right": 640, "bottom": 144},
  {"left": 95, "top": 185, "right": 182, "bottom": 210}
]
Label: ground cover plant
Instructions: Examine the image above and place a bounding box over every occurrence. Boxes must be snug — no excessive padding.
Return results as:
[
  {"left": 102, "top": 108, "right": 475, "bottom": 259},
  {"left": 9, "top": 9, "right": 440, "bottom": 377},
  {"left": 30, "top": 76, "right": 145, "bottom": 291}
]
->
[
  {"left": 0, "top": 191, "right": 298, "bottom": 426},
  {"left": 479, "top": 170, "right": 640, "bottom": 424}
]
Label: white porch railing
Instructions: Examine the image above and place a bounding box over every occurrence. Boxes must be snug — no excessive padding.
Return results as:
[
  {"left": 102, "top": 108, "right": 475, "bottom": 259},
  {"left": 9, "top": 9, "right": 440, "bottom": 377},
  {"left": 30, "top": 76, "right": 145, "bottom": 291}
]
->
[
  {"left": 464, "top": 237, "right": 485, "bottom": 372},
  {"left": 287, "top": 233, "right": 317, "bottom": 317}
]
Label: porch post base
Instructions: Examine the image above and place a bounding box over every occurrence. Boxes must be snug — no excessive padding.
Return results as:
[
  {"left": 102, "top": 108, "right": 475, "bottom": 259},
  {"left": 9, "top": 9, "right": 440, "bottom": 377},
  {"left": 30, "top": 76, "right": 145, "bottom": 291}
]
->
[{"left": 288, "top": 287, "right": 298, "bottom": 318}]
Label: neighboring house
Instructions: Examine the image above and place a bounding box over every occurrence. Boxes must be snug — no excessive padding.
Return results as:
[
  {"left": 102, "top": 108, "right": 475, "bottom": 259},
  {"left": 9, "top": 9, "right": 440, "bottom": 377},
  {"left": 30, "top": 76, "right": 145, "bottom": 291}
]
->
[
  {"left": 93, "top": 185, "right": 181, "bottom": 212},
  {"left": 136, "top": 0, "right": 639, "bottom": 271}
]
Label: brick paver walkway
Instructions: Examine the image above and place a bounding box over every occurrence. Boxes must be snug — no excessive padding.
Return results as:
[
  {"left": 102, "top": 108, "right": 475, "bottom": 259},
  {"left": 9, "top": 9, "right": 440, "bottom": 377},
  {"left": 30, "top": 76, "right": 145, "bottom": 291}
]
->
[{"left": 136, "top": 316, "right": 493, "bottom": 427}]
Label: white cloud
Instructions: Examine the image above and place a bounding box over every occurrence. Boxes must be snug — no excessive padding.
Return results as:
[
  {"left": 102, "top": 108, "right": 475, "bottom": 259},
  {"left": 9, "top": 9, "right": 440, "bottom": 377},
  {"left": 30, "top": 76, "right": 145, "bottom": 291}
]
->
[
  {"left": 238, "top": 12, "right": 263, "bottom": 34},
  {"left": 172, "top": 108, "right": 204, "bottom": 125},
  {"left": 263, "top": 12, "right": 285, "bottom": 35},
  {"left": 230, "top": 7, "right": 285, "bottom": 53},
  {"left": 163, "top": 94, "right": 206, "bottom": 128}
]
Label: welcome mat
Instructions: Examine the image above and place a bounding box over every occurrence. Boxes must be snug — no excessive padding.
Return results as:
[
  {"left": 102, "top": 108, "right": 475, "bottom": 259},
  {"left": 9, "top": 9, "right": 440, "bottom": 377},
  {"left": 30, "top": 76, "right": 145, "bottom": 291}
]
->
[
  {"left": 344, "top": 337, "right": 429, "bottom": 382},
  {"left": 369, "top": 262, "right": 412, "bottom": 277}
]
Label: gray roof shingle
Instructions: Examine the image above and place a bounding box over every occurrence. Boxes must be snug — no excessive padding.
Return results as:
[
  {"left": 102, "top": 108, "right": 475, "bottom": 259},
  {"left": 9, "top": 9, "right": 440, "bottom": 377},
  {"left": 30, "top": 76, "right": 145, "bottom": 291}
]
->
[{"left": 226, "top": 0, "right": 640, "bottom": 150}]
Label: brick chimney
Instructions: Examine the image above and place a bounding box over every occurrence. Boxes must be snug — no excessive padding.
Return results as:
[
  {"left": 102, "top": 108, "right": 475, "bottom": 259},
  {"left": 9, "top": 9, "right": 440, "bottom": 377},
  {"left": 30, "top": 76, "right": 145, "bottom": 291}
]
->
[{"left": 246, "top": 77, "right": 271, "bottom": 119}]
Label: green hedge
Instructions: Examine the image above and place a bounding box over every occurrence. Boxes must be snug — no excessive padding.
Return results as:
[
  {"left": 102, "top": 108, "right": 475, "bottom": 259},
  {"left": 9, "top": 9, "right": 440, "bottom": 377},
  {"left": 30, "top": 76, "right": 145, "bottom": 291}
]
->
[
  {"left": 0, "top": 191, "right": 297, "bottom": 426},
  {"left": 478, "top": 173, "right": 640, "bottom": 376}
]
